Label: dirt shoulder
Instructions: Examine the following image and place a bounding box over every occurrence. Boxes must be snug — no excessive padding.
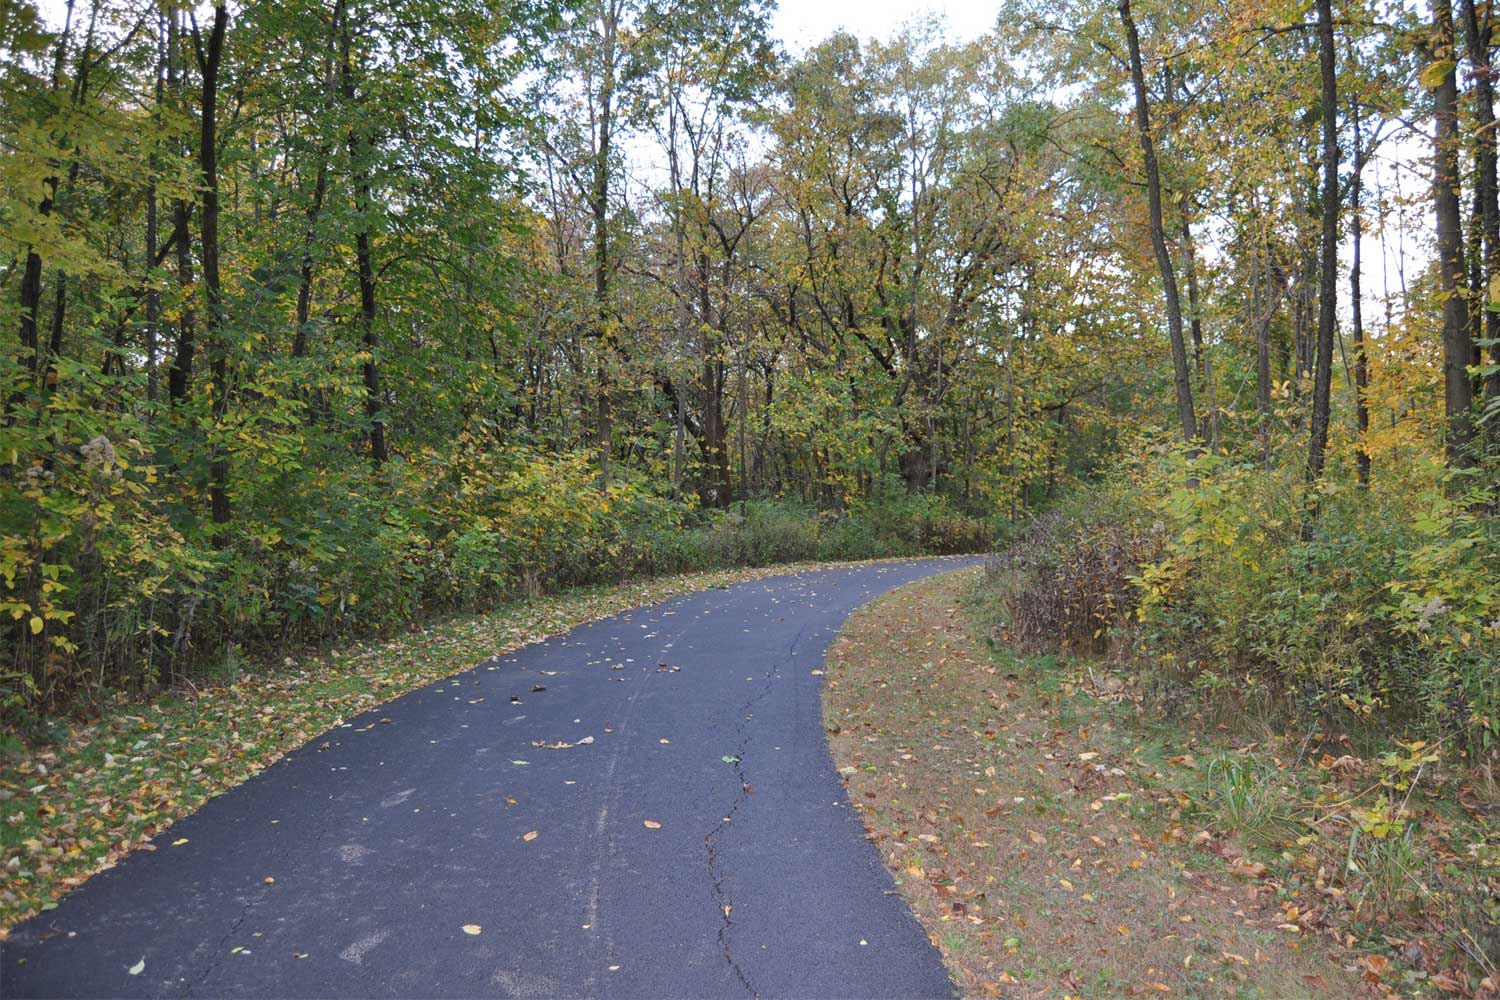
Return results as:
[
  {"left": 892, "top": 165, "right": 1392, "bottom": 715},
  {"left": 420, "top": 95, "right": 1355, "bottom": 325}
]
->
[{"left": 824, "top": 568, "right": 1362, "bottom": 999}]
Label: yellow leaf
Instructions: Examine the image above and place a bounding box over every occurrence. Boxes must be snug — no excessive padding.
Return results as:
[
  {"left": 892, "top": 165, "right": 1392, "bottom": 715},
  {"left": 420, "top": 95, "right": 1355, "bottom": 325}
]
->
[
  {"left": 462, "top": 924, "right": 482, "bottom": 935},
  {"left": 643, "top": 820, "right": 662, "bottom": 830},
  {"left": 29, "top": 616, "right": 43, "bottom": 635},
  {"left": 523, "top": 830, "right": 538, "bottom": 842}
]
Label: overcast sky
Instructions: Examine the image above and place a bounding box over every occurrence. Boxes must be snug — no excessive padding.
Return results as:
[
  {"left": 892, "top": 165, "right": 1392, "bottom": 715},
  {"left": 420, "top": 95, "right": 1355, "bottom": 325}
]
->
[{"left": 773, "top": 1, "right": 996, "bottom": 51}]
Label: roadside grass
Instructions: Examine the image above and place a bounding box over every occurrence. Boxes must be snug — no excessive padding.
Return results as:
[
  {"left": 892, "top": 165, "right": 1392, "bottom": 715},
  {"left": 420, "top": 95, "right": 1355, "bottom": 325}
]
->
[
  {"left": 0, "top": 556, "right": 942, "bottom": 933},
  {"left": 824, "top": 568, "right": 1365, "bottom": 999}
]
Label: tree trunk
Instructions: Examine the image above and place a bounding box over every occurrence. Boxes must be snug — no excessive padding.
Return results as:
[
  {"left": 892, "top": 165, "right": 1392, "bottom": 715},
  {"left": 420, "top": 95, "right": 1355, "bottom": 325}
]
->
[
  {"left": 145, "top": 10, "right": 164, "bottom": 403},
  {"left": 1179, "top": 216, "right": 1217, "bottom": 443},
  {"left": 341, "top": 17, "right": 386, "bottom": 465},
  {"left": 1307, "top": 0, "right": 1339, "bottom": 492},
  {"left": 43, "top": 2, "right": 102, "bottom": 381},
  {"left": 1118, "top": 0, "right": 1198, "bottom": 445},
  {"left": 167, "top": 7, "right": 195, "bottom": 404},
  {"left": 1462, "top": 0, "right": 1500, "bottom": 440},
  {"left": 1435, "top": 0, "right": 1476, "bottom": 467},
  {"left": 199, "top": 2, "right": 231, "bottom": 525},
  {"left": 1351, "top": 89, "right": 1371, "bottom": 486},
  {"left": 11, "top": 0, "right": 77, "bottom": 409},
  {"left": 293, "top": 0, "right": 343, "bottom": 360},
  {"left": 591, "top": 2, "right": 619, "bottom": 478}
]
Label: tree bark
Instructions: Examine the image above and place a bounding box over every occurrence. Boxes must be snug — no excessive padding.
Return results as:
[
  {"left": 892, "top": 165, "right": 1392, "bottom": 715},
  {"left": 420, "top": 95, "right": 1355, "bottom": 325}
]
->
[
  {"left": 293, "top": 0, "right": 343, "bottom": 360},
  {"left": 1351, "top": 89, "right": 1371, "bottom": 486},
  {"left": 341, "top": 16, "right": 387, "bottom": 465},
  {"left": 167, "top": 7, "right": 195, "bottom": 404},
  {"left": 144, "top": 10, "right": 165, "bottom": 403},
  {"left": 591, "top": 1, "right": 620, "bottom": 478},
  {"left": 199, "top": 2, "right": 231, "bottom": 525},
  {"left": 1307, "top": 0, "right": 1339, "bottom": 492},
  {"left": 1118, "top": 0, "right": 1198, "bottom": 445},
  {"left": 1462, "top": 0, "right": 1500, "bottom": 440},
  {"left": 1435, "top": 0, "right": 1476, "bottom": 468},
  {"left": 11, "top": 0, "right": 75, "bottom": 410}
]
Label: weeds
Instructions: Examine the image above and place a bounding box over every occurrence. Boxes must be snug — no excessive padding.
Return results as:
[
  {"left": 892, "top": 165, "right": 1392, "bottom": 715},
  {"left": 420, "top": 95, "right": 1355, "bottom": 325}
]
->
[{"left": 1204, "top": 754, "right": 1283, "bottom": 844}]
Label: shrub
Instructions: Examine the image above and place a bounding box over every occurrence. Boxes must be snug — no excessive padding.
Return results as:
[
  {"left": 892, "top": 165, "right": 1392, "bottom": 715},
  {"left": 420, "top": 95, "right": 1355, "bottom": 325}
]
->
[
  {"left": 1, "top": 425, "right": 991, "bottom": 724},
  {"left": 982, "top": 489, "right": 1164, "bottom": 654},
  {"left": 975, "top": 441, "right": 1500, "bottom": 750}
]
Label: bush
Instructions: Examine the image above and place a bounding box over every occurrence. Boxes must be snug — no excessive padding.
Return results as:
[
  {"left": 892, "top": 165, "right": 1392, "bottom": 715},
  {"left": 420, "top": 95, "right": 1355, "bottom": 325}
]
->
[
  {"left": 982, "top": 490, "right": 1165, "bottom": 654},
  {"left": 974, "top": 441, "right": 1500, "bottom": 750},
  {"left": 1, "top": 428, "right": 992, "bottom": 723}
]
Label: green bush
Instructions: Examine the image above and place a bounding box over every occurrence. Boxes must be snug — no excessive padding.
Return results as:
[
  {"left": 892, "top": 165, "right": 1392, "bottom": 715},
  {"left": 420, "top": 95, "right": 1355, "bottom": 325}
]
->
[
  {"left": 975, "top": 445, "right": 1500, "bottom": 750},
  {"left": 1, "top": 427, "right": 992, "bottom": 722}
]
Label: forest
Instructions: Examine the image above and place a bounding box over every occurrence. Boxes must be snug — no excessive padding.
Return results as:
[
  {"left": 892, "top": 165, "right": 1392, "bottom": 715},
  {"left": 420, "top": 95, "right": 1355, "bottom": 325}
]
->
[
  {"left": 2, "top": 0, "right": 1498, "bottom": 758},
  {"left": 7, "top": 0, "right": 1500, "bottom": 989}
]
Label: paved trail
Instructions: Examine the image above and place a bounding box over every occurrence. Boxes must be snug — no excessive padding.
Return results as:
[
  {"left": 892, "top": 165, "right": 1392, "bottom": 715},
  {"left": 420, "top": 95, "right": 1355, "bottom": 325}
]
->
[{"left": 4, "top": 558, "right": 981, "bottom": 999}]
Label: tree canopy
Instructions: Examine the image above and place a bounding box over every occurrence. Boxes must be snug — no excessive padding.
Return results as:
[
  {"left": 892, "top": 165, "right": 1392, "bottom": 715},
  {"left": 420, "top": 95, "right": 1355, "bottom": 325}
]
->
[{"left": 2, "top": 0, "right": 1496, "bottom": 746}]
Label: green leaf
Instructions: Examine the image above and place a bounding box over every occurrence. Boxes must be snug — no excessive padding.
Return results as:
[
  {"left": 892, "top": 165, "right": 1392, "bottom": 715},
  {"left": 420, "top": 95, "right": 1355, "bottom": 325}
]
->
[{"left": 1421, "top": 59, "right": 1456, "bottom": 90}]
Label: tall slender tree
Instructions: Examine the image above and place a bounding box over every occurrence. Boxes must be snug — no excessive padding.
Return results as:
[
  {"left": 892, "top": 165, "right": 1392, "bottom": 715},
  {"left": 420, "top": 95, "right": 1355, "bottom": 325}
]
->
[{"left": 1119, "top": 0, "right": 1198, "bottom": 445}]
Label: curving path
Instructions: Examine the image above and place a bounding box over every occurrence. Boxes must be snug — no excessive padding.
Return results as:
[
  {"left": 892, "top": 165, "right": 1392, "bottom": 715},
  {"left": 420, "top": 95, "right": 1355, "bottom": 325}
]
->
[{"left": 3, "top": 558, "right": 981, "bottom": 999}]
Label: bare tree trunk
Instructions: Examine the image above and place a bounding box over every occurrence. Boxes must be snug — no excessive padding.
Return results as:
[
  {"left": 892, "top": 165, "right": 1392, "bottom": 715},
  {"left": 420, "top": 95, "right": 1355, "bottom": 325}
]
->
[
  {"left": 167, "top": 7, "right": 195, "bottom": 404},
  {"left": 1351, "top": 92, "right": 1371, "bottom": 486},
  {"left": 341, "top": 16, "right": 386, "bottom": 465},
  {"left": 198, "top": 2, "right": 231, "bottom": 525},
  {"left": 1463, "top": 0, "right": 1500, "bottom": 445},
  {"left": 1119, "top": 0, "right": 1198, "bottom": 445},
  {"left": 591, "top": 1, "right": 620, "bottom": 478},
  {"left": 144, "top": 10, "right": 165, "bottom": 403},
  {"left": 1307, "top": 0, "right": 1339, "bottom": 495},
  {"left": 1435, "top": 0, "right": 1476, "bottom": 468}
]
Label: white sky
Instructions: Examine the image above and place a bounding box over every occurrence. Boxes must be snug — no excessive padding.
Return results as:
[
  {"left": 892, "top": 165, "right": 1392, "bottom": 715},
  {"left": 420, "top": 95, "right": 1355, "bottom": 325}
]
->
[{"left": 773, "top": 1, "right": 997, "bottom": 51}]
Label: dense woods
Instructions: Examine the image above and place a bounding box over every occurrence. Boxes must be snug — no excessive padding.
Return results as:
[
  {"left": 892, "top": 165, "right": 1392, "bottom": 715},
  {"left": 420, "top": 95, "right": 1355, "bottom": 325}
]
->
[{"left": 2, "top": 0, "right": 1497, "bottom": 759}]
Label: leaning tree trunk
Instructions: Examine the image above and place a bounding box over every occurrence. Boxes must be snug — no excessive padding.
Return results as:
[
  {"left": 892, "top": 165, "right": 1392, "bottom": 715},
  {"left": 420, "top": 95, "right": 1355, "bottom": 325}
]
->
[{"left": 1119, "top": 0, "right": 1198, "bottom": 445}]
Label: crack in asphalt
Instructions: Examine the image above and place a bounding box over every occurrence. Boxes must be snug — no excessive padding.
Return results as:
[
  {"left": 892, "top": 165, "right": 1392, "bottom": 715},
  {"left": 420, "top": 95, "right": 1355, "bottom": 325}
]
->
[
  {"left": 185, "top": 890, "right": 254, "bottom": 997},
  {"left": 705, "top": 603, "right": 813, "bottom": 1000},
  {"left": 3, "top": 560, "right": 979, "bottom": 999}
]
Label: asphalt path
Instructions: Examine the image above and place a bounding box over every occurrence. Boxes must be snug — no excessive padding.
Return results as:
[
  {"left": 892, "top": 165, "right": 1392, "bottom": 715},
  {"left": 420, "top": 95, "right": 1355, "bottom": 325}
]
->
[{"left": 4, "top": 557, "right": 981, "bottom": 999}]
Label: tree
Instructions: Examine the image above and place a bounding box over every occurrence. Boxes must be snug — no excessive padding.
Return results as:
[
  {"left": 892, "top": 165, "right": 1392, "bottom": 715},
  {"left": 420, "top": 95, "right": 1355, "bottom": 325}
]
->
[
  {"left": 1118, "top": 0, "right": 1198, "bottom": 446},
  {"left": 1434, "top": 0, "right": 1475, "bottom": 468},
  {"left": 1306, "top": 0, "right": 1339, "bottom": 494}
]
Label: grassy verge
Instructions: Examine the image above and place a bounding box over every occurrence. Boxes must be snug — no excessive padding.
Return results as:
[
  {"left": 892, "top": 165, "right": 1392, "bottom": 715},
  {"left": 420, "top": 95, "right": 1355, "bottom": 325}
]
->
[
  {"left": 0, "top": 556, "right": 935, "bottom": 933},
  {"left": 824, "top": 568, "right": 1366, "bottom": 998}
]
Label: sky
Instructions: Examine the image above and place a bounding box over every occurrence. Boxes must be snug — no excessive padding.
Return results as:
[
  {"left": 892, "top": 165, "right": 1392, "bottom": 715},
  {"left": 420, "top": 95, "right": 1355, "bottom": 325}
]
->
[{"left": 773, "top": 1, "right": 996, "bottom": 51}]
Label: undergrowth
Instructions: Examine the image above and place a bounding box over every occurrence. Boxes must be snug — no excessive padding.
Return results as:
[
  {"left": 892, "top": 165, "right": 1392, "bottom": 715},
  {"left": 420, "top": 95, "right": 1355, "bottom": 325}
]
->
[
  {"left": 2, "top": 444, "right": 991, "bottom": 729},
  {"left": 973, "top": 446, "right": 1500, "bottom": 995}
]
